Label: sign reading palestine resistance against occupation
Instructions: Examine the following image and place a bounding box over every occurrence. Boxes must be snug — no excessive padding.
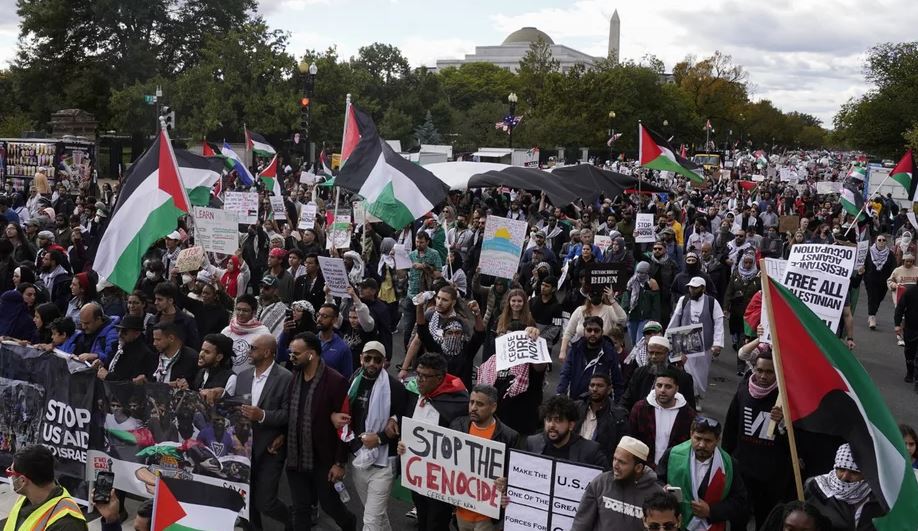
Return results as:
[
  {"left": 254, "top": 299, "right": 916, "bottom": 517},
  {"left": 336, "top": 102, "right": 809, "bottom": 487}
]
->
[
  {"left": 193, "top": 207, "right": 239, "bottom": 255},
  {"left": 503, "top": 450, "right": 603, "bottom": 531},
  {"left": 400, "top": 418, "right": 506, "bottom": 519},
  {"left": 495, "top": 331, "right": 551, "bottom": 371},
  {"left": 634, "top": 213, "right": 656, "bottom": 243},
  {"left": 781, "top": 243, "right": 855, "bottom": 331},
  {"left": 479, "top": 215, "right": 528, "bottom": 280}
]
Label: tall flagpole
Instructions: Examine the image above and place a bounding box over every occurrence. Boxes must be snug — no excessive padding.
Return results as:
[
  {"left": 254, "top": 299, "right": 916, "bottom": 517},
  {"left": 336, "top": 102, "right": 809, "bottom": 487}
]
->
[
  {"left": 330, "top": 94, "right": 351, "bottom": 254},
  {"left": 758, "top": 262, "right": 805, "bottom": 501}
]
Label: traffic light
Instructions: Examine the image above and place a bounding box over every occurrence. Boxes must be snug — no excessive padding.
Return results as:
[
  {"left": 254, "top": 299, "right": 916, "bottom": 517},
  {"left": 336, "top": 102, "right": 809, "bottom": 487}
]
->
[
  {"left": 300, "top": 97, "right": 310, "bottom": 108},
  {"left": 161, "top": 106, "right": 176, "bottom": 131}
]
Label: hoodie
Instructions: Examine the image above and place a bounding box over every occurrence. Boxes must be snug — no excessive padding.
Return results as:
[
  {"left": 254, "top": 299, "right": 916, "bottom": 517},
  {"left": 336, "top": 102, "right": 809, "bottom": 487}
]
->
[
  {"left": 570, "top": 468, "right": 664, "bottom": 531},
  {"left": 405, "top": 374, "right": 469, "bottom": 428},
  {"left": 629, "top": 388, "right": 696, "bottom": 466}
]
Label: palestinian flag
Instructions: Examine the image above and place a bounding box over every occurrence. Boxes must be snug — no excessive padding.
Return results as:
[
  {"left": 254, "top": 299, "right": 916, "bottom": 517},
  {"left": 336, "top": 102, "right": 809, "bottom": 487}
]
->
[
  {"left": 737, "top": 180, "right": 758, "bottom": 192},
  {"left": 754, "top": 150, "right": 768, "bottom": 169},
  {"left": 245, "top": 127, "right": 276, "bottom": 157},
  {"left": 95, "top": 129, "right": 191, "bottom": 292},
  {"left": 763, "top": 276, "right": 918, "bottom": 530},
  {"left": 840, "top": 182, "right": 864, "bottom": 217},
  {"left": 258, "top": 154, "right": 281, "bottom": 196},
  {"left": 152, "top": 476, "right": 244, "bottom": 531},
  {"left": 638, "top": 124, "right": 704, "bottom": 183},
  {"left": 334, "top": 104, "right": 450, "bottom": 230},
  {"left": 174, "top": 149, "right": 224, "bottom": 206},
  {"left": 201, "top": 139, "right": 218, "bottom": 158},
  {"left": 340, "top": 98, "right": 361, "bottom": 168},
  {"left": 848, "top": 163, "right": 867, "bottom": 181},
  {"left": 889, "top": 149, "right": 914, "bottom": 199}
]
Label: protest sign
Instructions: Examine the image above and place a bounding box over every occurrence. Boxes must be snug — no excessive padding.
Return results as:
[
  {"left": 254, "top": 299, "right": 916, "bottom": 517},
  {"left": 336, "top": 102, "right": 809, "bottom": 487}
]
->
[
  {"left": 298, "top": 202, "right": 317, "bottom": 230},
  {"left": 479, "top": 215, "right": 528, "bottom": 280},
  {"left": 504, "top": 450, "right": 602, "bottom": 531},
  {"left": 393, "top": 244, "right": 412, "bottom": 270},
  {"left": 587, "top": 263, "right": 627, "bottom": 293},
  {"left": 400, "top": 418, "right": 506, "bottom": 519},
  {"left": 495, "top": 331, "right": 551, "bottom": 371},
  {"left": 175, "top": 246, "right": 205, "bottom": 272},
  {"left": 87, "top": 382, "right": 251, "bottom": 518},
  {"left": 299, "top": 171, "right": 316, "bottom": 184},
  {"left": 634, "top": 213, "right": 656, "bottom": 243},
  {"left": 318, "top": 256, "right": 351, "bottom": 298},
  {"left": 223, "top": 191, "right": 259, "bottom": 225},
  {"left": 326, "top": 214, "right": 351, "bottom": 250},
  {"left": 269, "top": 196, "right": 286, "bottom": 220},
  {"left": 352, "top": 200, "right": 367, "bottom": 226},
  {"left": 666, "top": 323, "right": 706, "bottom": 358},
  {"left": 193, "top": 207, "right": 239, "bottom": 255},
  {"left": 760, "top": 258, "right": 788, "bottom": 343},
  {"left": 855, "top": 240, "right": 869, "bottom": 271},
  {"left": 778, "top": 215, "right": 799, "bottom": 234},
  {"left": 815, "top": 181, "right": 842, "bottom": 195},
  {"left": 781, "top": 244, "right": 855, "bottom": 331},
  {"left": 593, "top": 235, "right": 612, "bottom": 254},
  {"left": 752, "top": 174, "right": 766, "bottom": 182}
]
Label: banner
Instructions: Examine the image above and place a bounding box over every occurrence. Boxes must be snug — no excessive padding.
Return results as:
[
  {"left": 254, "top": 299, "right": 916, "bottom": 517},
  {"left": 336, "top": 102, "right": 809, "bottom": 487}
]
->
[
  {"left": 87, "top": 382, "right": 251, "bottom": 518},
  {"left": 504, "top": 450, "right": 602, "bottom": 531},
  {"left": 781, "top": 244, "right": 856, "bottom": 331},
  {"left": 479, "top": 215, "right": 528, "bottom": 280},
  {"left": 297, "top": 202, "right": 317, "bottom": 230},
  {"left": 665, "top": 323, "right": 706, "bottom": 358},
  {"left": 634, "top": 213, "right": 656, "bottom": 243},
  {"left": 224, "top": 191, "right": 259, "bottom": 225},
  {"left": 193, "top": 207, "right": 240, "bottom": 255},
  {"left": 400, "top": 418, "right": 505, "bottom": 519},
  {"left": 269, "top": 196, "right": 286, "bottom": 220},
  {"left": 495, "top": 331, "right": 551, "bottom": 371},
  {"left": 318, "top": 256, "right": 351, "bottom": 298},
  {"left": 587, "top": 263, "right": 627, "bottom": 293}
]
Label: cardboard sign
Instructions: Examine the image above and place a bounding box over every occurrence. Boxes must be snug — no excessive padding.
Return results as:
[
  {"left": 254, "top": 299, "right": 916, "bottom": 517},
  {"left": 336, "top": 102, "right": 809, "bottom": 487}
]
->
[
  {"left": 393, "top": 244, "right": 412, "bottom": 270},
  {"left": 495, "top": 331, "right": 551, "bottom": 371},
  {"left": 479, "top": 215, "right": 528, "bottom": 280},
  {"left": 778, "top": 215, "right": 800, "bottom": 234},
  {"left": 401, "top": 418, "right": 506, "bottom": 519},
  {"left": 504, "top": 450, "right": 602, "bottom": 531},
  {"left": 269, "top": 196, "right": 286, "bottom": 220},
  {"left": 298, "top": 202, "right": 317, "bottom": 230},
  {"left": 193, "top": 207, "right": 239, "bottom": 255},
  {"left": 781, "top": 244, "right": 856, "bottom": 331},
  {"left": 174, "top": 246, "right": 205, "bottom": 273},
  {"left": 317, "top": 256, "right": 351, "bottom": 298},
  {"left": 587, "top": 263, "right": 627, "bottom": 293},
  {"left": 224, "top": 191, "right": 259, "bottom": 225},
  {"left": 634, "top": 213, "right": 656, "bottom": 243}
]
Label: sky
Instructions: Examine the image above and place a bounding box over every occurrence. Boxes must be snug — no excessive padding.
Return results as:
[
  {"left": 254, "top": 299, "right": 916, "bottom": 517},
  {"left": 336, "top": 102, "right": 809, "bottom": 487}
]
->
[{"left": 2, "top": 0, "right": 916, "bottom": 127}]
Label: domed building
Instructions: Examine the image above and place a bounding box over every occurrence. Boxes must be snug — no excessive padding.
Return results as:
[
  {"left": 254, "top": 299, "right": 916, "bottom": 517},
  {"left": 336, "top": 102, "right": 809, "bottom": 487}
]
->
[{"left": 435, "top": 11, "right": 620, "bottom": 73}]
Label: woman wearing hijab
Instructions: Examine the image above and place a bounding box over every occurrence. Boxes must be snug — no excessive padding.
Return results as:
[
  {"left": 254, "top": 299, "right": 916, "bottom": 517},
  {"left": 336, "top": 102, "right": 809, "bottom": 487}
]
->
[
  {"left": 0, "top": 290, "right": 38, "bottom": 342},
  {"left": 724, "top": 251, "right": 762, "bottom": 372},
  {"left": 895, "top": 230, "right": 917, "bottom": 265},
  {"left": 442, "top": 249, "right": 467, "bottom": 298},
  {"left": 277, "top": 300, "right": 316, "bottom": 365},
  {"left": 206, "top": 251, "right": 250, "bottom": 299},
  {"left": 620, "top": 261, "right": 661, "bottom": 345},
  {"left": 603, "top": 236, "right": 634, "bottom": 277},
  {"left": 863, "top": 234, "right": 895, "bottom": 330},
  {"left": 32, "top": 302, "right": 62, "bottom": 344},
  {"left": 342, "top": 250, "right": 366, "bottom": 287},
  {"left": 804, "top": 443, "right": 884, "bottom": 530},
  {"left": 376, "top": 237, "right": 402, "bottom": 331}
]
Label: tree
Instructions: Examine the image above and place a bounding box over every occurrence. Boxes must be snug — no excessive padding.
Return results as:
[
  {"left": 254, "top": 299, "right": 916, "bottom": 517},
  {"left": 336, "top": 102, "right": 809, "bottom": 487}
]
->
[
  {"left": 517, "top": 37, "right": 560, "bottom": 107},
  {"left": 673, "top": 51, "right": 749, "bottom": 126},
  {"left": 378, "top": 107, "right": 414, "bottom": 147},
  {"left": 414, "top": 111, "right": 442, "bottom": 144}
]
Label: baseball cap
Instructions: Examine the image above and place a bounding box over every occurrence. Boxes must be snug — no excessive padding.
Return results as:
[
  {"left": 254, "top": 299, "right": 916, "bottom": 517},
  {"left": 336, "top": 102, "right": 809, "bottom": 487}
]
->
[
  {"left": 260, "top": 275, "right": 278, "bottom": 287},
  {"left": 362, "top": 341, "right": 386, "bottom": 358},
  {"left": 686, "top": 276, "right": 706, "bottom": 288}
]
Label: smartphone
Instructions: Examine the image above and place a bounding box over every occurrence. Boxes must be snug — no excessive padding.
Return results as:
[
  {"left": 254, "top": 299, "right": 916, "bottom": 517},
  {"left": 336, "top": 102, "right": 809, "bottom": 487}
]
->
[
  {"left": 285, "top": 308, "right": 294, "bottom": 320},
  {"left": 665, "top": 485, "right": 683, "bottom": 503},
  {"left": 93, "top": 471, "right": 115, "bottom": 503}
]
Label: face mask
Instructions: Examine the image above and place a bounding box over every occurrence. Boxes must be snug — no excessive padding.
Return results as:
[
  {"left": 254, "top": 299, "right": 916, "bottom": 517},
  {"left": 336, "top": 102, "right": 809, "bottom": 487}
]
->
[
  {"left": 146, "top": 271, "right": 157, "bottom": 281},
  {"left": 589, "top": 294, "right": 603, "bottom": 305}
]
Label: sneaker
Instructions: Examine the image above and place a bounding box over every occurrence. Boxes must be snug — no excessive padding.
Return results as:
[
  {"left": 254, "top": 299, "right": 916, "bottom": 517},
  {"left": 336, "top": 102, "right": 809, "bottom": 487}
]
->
[
  {"left": 405, "top": 507, "right": 417, "bottom": 519},
  {"left": 898, "top": 336, "right": 906, "bottom": 347},
  {"left": 868, "top": 316, "right": 877, "bottom": 330}
]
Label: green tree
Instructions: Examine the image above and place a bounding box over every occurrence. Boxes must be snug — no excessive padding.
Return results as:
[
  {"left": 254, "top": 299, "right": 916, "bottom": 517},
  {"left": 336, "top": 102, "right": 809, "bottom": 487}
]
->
[
  {"left": 673, "top": 51, "right": 749, "bottom": 128},
  {"left": 414, "top": 111, "right": 442, "bottom": 144}
]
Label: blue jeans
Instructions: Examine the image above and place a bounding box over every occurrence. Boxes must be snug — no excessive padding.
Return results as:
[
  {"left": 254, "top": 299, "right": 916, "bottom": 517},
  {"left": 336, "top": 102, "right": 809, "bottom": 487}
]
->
[{"left": 627, "top": 319, "right": 648, "bottom": 347}]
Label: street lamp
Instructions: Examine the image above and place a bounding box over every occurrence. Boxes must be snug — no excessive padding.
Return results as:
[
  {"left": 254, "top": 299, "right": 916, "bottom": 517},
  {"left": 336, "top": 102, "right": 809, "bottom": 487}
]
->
[
  {"left": 297, "top": 61, "right": 317, "bottom": 167},
  {"left": 507, "top": 92, "right": 518, "bottom": 149},
  {"left": 608, "top": 111, "right": 616, "bottom": 137}
]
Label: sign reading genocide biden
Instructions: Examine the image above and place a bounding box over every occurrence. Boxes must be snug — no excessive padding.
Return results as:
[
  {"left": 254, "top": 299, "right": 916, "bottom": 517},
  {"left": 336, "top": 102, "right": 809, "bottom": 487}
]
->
[{"left": 400, "top": 418, "right": 506, "bottom": 519}]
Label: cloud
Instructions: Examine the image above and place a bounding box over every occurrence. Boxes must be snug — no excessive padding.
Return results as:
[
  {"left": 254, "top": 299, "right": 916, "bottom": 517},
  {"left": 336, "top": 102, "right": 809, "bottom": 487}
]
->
[{"left": 257, "top": 0, "right": 334, "bottom": 15}]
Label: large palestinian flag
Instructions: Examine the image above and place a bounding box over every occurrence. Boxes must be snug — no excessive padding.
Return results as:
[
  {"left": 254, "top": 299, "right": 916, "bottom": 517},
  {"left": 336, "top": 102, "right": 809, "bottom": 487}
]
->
[
  {"left": 334, "top": 104, "right": 450, "bottom": 230},
  {"left": 889, "top": 149, "right": 915, "bottom": 199},
  {"left": 174, "top": 149, "right": 224, "bottom": 206},
  {"left": 840, "top": 182, "right": 864, "bottom": 217},
  {"left": 152, "top": 476, "right": 244, "bottom": 531},
  {"left": 96, "top": 129, "right": 191, "bottom": 292},
  {"left": 638, "top": 124, "right": 704, "bottom": 183},
  {"left": 763, "top": 275, "right": 918, "bottom": 530}
]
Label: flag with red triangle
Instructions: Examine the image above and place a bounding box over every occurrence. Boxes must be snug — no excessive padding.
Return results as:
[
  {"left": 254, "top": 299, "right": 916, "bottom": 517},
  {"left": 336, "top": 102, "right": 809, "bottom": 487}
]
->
[
  {"left": 638, "top": 124, "right": 704, "bottom": 183},
  {"left": 152, "top": 476, "right": 244, "bottom": 531},
  {"left": 340, "top": 98, "right": 361, "bottom": 168},
  {"left": 202, "top": 139, "right": 217, "bottom": 158},
  {"left": 258, "top": 155, "right": 281, "bottom": 196},
  {"left": 889, "top": 149, "right": 915, "bottom": 200},
  {"left": 762, "top": 275, "right": 918, "bottom": 530}
]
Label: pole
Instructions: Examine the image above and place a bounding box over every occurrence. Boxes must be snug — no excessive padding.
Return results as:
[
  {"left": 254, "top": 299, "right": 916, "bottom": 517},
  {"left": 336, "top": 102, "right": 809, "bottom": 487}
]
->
[
  {"left": 329, "top": 185, "right": 341, "bottom": 253},
  {"left": 758, "top": 263, "right": 805, "bottom": 501}
]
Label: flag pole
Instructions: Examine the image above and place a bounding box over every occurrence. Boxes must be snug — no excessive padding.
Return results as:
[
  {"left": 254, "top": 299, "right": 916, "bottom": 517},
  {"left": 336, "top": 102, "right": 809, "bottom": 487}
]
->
[
  {"left": 843, "top": 170, "right": 888, "bottom": 238},
  {"left": 330, "top": 94, "right": 351, "bottom": 254},
  {"left": 758, "top": 262, "right": 805, "bottom": 501}
]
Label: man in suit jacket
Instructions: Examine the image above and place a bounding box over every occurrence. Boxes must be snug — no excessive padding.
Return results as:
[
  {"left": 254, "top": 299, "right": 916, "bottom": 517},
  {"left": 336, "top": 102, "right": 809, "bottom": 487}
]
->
[
  {"left": 237, "top": 334, "right": 293, "bottom": 531},
  {"left": 628, "top": 368, "right": 697, "bottom": 468}
]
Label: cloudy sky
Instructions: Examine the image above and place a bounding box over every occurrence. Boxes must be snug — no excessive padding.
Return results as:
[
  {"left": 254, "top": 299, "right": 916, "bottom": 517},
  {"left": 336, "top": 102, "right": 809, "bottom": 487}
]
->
[{"left": 2, "top": 0, "right": 915, "bottom": 127}]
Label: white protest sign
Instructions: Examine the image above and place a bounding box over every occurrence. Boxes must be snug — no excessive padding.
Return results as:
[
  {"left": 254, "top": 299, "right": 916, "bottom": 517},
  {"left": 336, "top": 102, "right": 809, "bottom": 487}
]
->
[
  {"left": 855, "top": 240, "right": 869, "bottom": 271},
  {"left": 401, "top": 418, "right": 505, "bottom": 519},
  {"left": 298, "top": 202, "right": 317, "bottom": 230},
  {"left": 317, "top": 256, "right": 351, "bottom": 298},
  {"left": 393, "top": 244, "right": 412, "bottom": 270},
  {"left": 224, "top": 191, "right": 259, "bottom": 225},
  {"left": 752, "top": 174, "right": 766, "bottom": 182},
  {"left": 479, "top": 215, "right": 528, "bottom": 280},
  {"left": 781, "top": 244, "right": 855, "bottom": 331},
  {"left": 815, "top": 181, "right": 842, "bottom": 195},
  {"left": 299, "top": 171, "right": 316, "bottom": 184},
  {"left": 495, "top": 331, "right": 551, "bottom": 371},
  {"left": 193, "top": 207, "right": 239, "bottom": 255},
  {"left": 326, "top": 214, "right": 351, "bottom": 250},
  {"left": 634, "top": 213, "right": 656, "bottom": 243},
  {"left": 269, "top": 196, "right": 286, "bottom": 220},
  {"left": 505, "top": 450, "right": 602, "bottom": 531},
  {"left": 352, "top": 201, "right": 366, "bottom": 227},
  {"left": 593, "top": 235, "right": 612, "bottom": 254}
]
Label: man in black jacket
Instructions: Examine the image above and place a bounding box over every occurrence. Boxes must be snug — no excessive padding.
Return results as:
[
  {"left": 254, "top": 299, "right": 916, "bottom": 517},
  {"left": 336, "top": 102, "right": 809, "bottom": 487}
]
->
[
  {"left": 147, "top": 281, "right": 200, "bottom": 351},
  {"left": 293, "top": 253, "right": 326, "bottom": 313},
  {"left": 524, "top": 394, "right": 607, "bottom": 470},
  {"left": 575, "top": 373, "right": 630, "bottom": 461},
  {"left": 145, "top": 322, "right": 199, "bottom": 385},
  {"left": 38, "top": 249, "right": 71, "bottom": 313},
  {"left": 97, "top": 315, "right": 156, "bottom": 382},
  {"left": 621, "top": 336, "right": 696, "bottom": 411}
]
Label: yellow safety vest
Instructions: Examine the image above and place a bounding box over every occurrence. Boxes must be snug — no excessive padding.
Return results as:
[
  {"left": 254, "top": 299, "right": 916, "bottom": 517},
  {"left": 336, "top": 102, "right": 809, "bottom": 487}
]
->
[{"left": 3, "top": 488, "right": 86, "bottom": 531}]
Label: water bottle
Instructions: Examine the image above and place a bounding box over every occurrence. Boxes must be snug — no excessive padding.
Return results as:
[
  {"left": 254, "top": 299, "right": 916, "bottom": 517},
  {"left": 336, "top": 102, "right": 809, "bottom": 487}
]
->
[{"left": 334, "top": 481, "right": 350, "bottom": 503}]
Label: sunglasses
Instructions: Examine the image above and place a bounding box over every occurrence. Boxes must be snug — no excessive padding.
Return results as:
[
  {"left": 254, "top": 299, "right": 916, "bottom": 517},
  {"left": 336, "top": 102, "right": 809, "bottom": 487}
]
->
[
  {"left": 695, "top": 416, "right": 721, "bottom": 430},
  {"left": 645, "top": 523, "right": 679, "bottom": 531}
]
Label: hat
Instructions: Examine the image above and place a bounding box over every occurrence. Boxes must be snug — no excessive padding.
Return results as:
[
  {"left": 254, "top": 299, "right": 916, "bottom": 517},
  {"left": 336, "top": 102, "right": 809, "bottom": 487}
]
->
[
  {"left": 37, "top": 230, "right": 55, "bottom": 241},
  {"left": 616, "top": 436, "right": 650, "bottom": 462},
  {"left": 642, "top": 321, "right": 662, "bottom": 333},
  {"left": 362, "top": 340, "right": 386, "bottom": 358},
  {"left": 95, "top": 201, "right": 107, "bottom": 211},
  {"left": 359, "top": 278, "right": 379, "bottom": 291},
  {"left": 260, "top": 275, "right": 278, "bottom": 287},
  {"left": 26, "top": 219, "right": 40, "bottom": 227},
  {"left": 648, "top": 336, "right": 671, "bottom": 350},
  {"left": 686, "top": 276, "right": 707, "bottom": 288},
  {"left": 166, "top": 230, "right": 181, "bottom": 240},
  {"left": 269, "top": 247, "right": 288, "bottom": 259},
  {"left": 115, "top": 315, "right": 146, "bottom": 331}
]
